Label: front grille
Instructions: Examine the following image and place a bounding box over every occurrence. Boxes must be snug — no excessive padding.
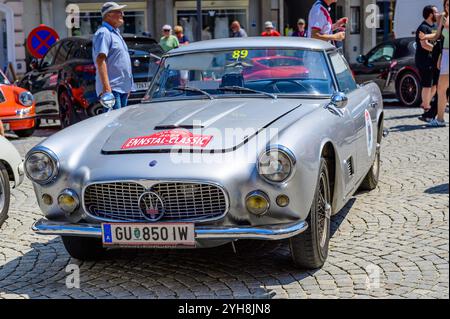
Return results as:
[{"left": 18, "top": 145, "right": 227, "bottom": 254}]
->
[{"left": 84, "top": 181, "right": 228, "bottom": 222}]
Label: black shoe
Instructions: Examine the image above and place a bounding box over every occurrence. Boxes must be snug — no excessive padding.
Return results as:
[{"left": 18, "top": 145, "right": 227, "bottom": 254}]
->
[{"left": 418, "top": 116, "right": 433, "bottom": 123}]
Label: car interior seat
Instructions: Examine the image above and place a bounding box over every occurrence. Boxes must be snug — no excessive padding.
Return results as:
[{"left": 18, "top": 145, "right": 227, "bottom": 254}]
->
[{"left": 220, "top": 73, "right": 244, "bottom": 88}]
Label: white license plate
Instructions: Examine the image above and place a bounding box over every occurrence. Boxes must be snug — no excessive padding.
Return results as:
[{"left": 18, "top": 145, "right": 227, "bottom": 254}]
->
[
  {"left": 135, "top": 82, "right": 151, "bottom": 91},
  {"left": 102, "top": 223, "right": 195, "bottom": 247}
]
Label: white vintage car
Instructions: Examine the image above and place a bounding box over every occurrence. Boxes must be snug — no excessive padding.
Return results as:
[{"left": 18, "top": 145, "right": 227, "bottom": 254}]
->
[{"left": 0, "top": 136, "right": 24, "bottom": 225}]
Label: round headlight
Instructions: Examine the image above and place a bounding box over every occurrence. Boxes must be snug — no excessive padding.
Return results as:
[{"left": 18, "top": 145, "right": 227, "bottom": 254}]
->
[
  {"left": 19, "top": 91, "right": 34, "bottom": 107},
  {"left": 25, "top": 151, "right": 59, "bottom": 184},
  {"left": 258, "top": 147, "right": 296, "bottom": 183}
]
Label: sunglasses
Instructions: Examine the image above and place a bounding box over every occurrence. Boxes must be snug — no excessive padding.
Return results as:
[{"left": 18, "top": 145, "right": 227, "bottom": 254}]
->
[{"left": 163, "top": 29, "right": 171, "bottom": 32}]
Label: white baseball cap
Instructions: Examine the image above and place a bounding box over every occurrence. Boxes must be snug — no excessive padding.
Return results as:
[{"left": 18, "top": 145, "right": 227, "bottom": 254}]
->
[
  {"left": 265, "top": 21, "right": 274, "bottom": 29},
  {"left": 101, "top": 2, "right": 127, "bottom": 17}
]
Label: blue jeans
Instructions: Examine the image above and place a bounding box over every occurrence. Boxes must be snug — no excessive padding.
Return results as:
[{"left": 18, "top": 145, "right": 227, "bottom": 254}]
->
[{"left": 104, "top": 91, "right": 129, "bottom": 113}]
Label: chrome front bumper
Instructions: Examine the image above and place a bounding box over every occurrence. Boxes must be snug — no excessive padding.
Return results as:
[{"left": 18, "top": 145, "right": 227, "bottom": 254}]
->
[{"left": 32, "top": 219, "right": 308, "bottom": 241}]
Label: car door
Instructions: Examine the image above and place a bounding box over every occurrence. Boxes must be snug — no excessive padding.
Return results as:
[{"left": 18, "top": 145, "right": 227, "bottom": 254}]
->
[
  {"left": 28, "top": 42, "right": 62, "bottom": 117},
  {"left": 329, "top": 51, "right": 372, "bottom": 189},
  {"left": 353, "top": 43, "right": 396, "bottom": 89}
]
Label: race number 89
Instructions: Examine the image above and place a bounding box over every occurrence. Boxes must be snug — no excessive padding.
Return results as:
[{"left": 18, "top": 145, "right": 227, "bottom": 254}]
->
[{"left": 233, "top": 50, "right": 249, "bottom": 60}]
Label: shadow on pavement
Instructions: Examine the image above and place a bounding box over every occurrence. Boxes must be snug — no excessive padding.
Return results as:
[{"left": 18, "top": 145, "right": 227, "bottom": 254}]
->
[
  {"left": 387, "top": 124, "right": 436, "bottom": 133},
  {"left": 0, "top": 202, "right": 357, "bottom": 299},
  {"left": 425, "top": 183, "right": 449, "bottom": 195}
]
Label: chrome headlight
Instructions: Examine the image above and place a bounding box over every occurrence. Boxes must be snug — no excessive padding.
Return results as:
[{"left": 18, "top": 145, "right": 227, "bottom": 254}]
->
[
  {"left": 257, "top": 146, "right": 296, "bottom": 184},
  {"left": 19, "top": 91, "right": 34, "bottom": 107},
  {"left": 25, "top": 149, "right": 59, "bottom": 184}
]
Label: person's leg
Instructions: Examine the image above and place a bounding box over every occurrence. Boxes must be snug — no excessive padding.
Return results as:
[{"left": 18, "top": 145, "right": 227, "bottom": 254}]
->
[
  {"left": 120, "top": 93, "right": 129, "bottom": 108},
  {"left": 419, "top": 67, "right": 433, "bottom": 110},
  {"left": 421, "top": 87, "right": 433, "bottom": 110},
  {"left": 0, "top": 120, "right": 4, "bottom": 136},
  {"left": 437, "top": 75, "right": 449, "bottom": 122}
]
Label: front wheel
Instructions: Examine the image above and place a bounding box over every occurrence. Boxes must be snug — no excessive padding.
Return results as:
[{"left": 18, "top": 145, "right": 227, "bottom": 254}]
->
[
  {"left": 0, "top": 162, "right": 11, "bottom": 227},
  {"left": 290, "top": 158, "right": 332, "bottom": 269},
  {"left": 62, "top": 236, "right": 106, "bottom": 261},
  {"left": 396, "top": 71, "right": 422, "bottom": 107},
  {"left": 14, "top": 127, "right": 35, "bottom": 138},
  {"left": 59, "top": 91, "right": 79, "bottom": 129}
]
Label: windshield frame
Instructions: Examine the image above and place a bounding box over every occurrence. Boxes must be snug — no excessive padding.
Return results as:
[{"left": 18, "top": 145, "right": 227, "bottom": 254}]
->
[{"left": 143, "top": 47, "right": 337, "bottom": 103}]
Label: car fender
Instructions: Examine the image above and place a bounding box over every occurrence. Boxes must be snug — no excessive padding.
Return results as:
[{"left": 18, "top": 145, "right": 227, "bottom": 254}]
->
[{"left": 0, "top": 136, "right": 24, "bottom": 188}]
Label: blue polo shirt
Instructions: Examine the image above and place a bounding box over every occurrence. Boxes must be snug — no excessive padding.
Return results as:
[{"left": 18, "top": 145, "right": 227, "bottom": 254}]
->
[{"left": 93, "top": 22, "right": 134, "bottom": 97}]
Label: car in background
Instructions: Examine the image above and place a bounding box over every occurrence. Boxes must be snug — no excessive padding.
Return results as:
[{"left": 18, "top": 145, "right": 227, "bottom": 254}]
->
[
  {"left": 0, "top": 70, "right": 37, "bottom": 137},
  {"left": 243, "top": 56, "right": 310, "bottom": 80},
  {"left": 351, "top": 38, "right": 422, "bottom": 107},
  {"left": 0, "top": 136, "right": 24, "bottom": 226},
  {"left": 19, "top": 35, "right": 164, "bottom": 128}
]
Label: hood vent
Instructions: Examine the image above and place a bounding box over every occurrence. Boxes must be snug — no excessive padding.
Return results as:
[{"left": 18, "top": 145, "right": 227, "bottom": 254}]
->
[{"left": 154, "top": 124, "right": 205, "bottom": 130}]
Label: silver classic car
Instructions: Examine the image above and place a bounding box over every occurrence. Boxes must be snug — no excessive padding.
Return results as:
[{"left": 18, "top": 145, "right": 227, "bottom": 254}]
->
[{"left": 27, "top": 38, "right": 384, "bottom": 269}]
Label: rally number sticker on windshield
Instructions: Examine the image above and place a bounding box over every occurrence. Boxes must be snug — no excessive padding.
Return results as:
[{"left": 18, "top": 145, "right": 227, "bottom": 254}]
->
[
  {"left": 365, "top": 110, "right": 374, "bottom": 157},
  {"left": 121, "top": 129, "right": 214, "bottom": 150},
  {"left": 232, "top": 50, "right": 249, "bottom": 60}
]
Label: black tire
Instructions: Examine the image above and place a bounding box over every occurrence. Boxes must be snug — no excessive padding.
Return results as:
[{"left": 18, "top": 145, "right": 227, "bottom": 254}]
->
[
  {"left": 58, "top": 91, "right": 79, "bottom": 129},
  {"left": 62, "top": 236, "right": 106, "bottom": 261},
  {"left": 14, "top": 127, "right": 35, "bottom": 138},
  {"left": 396, "top": 71, "right": 422, "bottom": 107},
  {"left": 290, "top": 158, "right": 332, "bottom": 269},
  {"left": 0, "top": 162, "right": 11, "bottom": 227},
  {"left": 359, "top": 143, "right": 381, "bottom": 191},
  {"left": 87, "top": 103, "right": 104, "bottom": 117}
]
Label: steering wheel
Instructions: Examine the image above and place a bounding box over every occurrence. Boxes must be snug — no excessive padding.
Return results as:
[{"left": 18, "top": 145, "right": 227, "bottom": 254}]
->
[{"left": 263, "top": 79, "right": 312, "bottom": 94}]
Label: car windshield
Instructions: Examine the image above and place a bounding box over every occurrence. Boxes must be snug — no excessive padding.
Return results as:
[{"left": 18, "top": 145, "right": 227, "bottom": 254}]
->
[{"left": 146, "top": 48, "right": 334, "bottom": 101}]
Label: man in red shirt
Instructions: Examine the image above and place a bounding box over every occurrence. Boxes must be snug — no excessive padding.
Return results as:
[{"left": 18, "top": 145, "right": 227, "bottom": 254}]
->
[{"left": 261, "top": 21, "right": 281, "bottom": 36}]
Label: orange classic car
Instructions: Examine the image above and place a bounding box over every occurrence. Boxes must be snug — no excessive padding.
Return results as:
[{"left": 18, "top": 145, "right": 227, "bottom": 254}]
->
[{"left": 1, "top": 70, "right": 36, "bottom": 137}]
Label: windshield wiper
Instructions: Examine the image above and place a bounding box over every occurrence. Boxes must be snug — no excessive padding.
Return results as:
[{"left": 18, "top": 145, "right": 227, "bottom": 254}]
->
[
  {"left": 218, "top": 86, "right": 277, "bottom": 99},
  {"left": 173, "top": 86, "right": 214, "bottom": 100}
]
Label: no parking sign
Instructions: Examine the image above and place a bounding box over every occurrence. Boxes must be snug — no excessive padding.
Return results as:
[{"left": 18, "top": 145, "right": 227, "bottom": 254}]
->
[{"left": 26, "top": 25, "right": 60, "bottom": 59}]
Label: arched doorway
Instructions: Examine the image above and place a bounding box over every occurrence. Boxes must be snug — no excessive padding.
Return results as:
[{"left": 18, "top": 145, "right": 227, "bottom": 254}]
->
[{"left": 0, "top": 4, "right": 16, "bottom": 72}]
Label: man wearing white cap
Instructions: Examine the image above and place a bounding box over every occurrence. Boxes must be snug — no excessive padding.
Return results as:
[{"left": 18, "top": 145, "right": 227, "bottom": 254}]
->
[
  {"left": 261, "top": 21, "right": 281, "bottom": 37},
  {"left": 93, "top": 2, "right": 133, "bottom": 112}
]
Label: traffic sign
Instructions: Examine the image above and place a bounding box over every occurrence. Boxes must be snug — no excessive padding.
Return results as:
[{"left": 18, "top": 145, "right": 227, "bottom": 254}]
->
[{"left": 26, "top": 25, "right": 60, "bottom": 59}]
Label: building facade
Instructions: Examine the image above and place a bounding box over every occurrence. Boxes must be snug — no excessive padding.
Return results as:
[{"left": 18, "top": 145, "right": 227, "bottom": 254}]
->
[{"left": 1, "top": 0, "right": 398, "bottom": 76}]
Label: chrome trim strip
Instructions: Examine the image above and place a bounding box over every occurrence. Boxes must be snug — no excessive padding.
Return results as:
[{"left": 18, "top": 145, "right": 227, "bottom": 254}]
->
[
  {"left": 81, "top": 179, "right": 230, "bottom": 224},
  {"left": 32, "top": 219, "right": 308, "bottom": 241}
]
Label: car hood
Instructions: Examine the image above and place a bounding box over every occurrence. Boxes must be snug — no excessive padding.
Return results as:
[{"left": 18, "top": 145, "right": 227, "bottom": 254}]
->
[{"left": 102, "top": 98, "right": 310, "bottom": 154}]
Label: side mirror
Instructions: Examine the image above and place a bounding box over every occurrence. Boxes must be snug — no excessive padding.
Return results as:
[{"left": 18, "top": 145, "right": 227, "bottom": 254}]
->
[
  {"left": 100, "top": 92, "right": 116, "bottom": 111},
  {"left": 356, "top": 55, "right": 366, "bottom": 64},
  {"left": 331, "top": 92, "right": 348, "bottom": 109}
]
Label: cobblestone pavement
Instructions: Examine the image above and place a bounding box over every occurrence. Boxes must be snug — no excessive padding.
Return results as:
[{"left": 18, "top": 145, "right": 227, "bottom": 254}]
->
[{"left": 0, "top": 105, "right": 448, "bottom": 299}]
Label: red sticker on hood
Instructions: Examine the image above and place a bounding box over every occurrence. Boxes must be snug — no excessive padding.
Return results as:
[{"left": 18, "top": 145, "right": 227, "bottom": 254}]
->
[{"left": 121, "top": 129, "right": 214, "bottom": 150}]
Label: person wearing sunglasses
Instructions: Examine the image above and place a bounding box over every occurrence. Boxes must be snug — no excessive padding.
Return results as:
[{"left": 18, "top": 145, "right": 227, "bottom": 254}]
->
[
  {"left": 93, "top": 2, "right": 133, "bottom": 112},
  {"left": 160, "top": 25, "right": 180, "bottom": 52}
]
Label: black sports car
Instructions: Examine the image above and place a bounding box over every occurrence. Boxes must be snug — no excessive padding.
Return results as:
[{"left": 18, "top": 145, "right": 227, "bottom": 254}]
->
[
  {"left": 351, "top": 37, "right": 422, "bottom": 107},
  {"left": 19, "top": 35, "right": 164, "bottom": 128}
]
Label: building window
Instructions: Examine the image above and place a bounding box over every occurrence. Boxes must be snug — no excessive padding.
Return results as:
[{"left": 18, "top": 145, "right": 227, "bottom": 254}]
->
[
  {"left": 68, "top": 2, "right": 147, "bottom": 36},
  {"left": 175, "top": 1, "right": 249, "bottom": 42},
  {"left": 350, "top": 7, "right": 361, "bottom": 35}
]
